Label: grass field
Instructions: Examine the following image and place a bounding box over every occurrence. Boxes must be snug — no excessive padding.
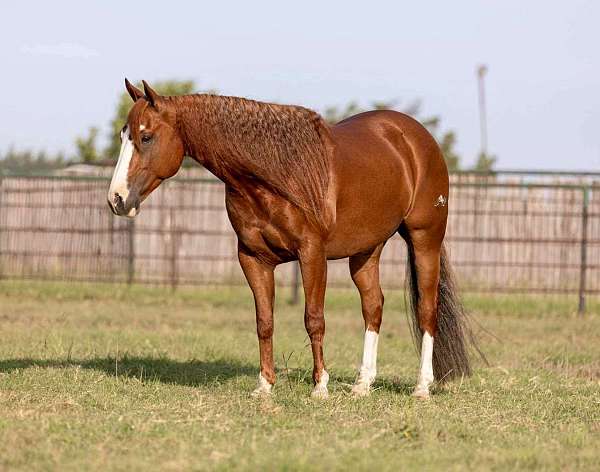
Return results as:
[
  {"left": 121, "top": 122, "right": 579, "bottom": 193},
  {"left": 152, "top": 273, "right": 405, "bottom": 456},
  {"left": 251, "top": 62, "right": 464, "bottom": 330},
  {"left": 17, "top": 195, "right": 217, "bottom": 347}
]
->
[{"left": 0, "top": 281, "right": 599, "bottom": 471}]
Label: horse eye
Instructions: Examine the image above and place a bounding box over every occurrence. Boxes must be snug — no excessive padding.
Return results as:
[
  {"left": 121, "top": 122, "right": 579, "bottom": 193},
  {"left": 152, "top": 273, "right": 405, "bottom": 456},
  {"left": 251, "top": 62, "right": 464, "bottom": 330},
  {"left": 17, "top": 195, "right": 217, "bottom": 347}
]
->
[{"left": 141, "top": 134, "right": 152, "bottom": 144}]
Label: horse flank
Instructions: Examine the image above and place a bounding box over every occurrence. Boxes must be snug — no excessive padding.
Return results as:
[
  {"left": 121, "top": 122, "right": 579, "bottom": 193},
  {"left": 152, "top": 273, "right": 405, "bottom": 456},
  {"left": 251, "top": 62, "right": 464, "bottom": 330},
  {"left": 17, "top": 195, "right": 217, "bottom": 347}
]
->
[{"left": 169, "top": 94, "right": 333, "bottom": 229}]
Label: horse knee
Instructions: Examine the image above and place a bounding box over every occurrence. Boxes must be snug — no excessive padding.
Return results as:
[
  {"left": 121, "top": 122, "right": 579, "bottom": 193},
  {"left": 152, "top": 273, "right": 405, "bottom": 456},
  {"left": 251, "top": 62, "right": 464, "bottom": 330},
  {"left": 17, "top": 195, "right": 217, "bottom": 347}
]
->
[
  {"left": 304, "top": 309, "right": 325, "bottom": 339},
  {"left": 256, "top": 316, "right": 273, "bottom": 340}
]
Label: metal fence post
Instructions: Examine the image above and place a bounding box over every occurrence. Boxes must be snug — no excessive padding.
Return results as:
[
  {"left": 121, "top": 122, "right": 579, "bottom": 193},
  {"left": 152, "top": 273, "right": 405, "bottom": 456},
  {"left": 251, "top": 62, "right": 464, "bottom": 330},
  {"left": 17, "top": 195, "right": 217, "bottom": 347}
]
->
[
  {"left": 290, "top": 261, "right": 301, "bottom": 305},
  {"left": 578, "top": 187, "right": 589, "bottom": 315},
  {"left": 127, "top": 218, "right": 135, "bottom": 285},
  {"left": 0, "top": 171, "right": 3, "bottom": 280}
]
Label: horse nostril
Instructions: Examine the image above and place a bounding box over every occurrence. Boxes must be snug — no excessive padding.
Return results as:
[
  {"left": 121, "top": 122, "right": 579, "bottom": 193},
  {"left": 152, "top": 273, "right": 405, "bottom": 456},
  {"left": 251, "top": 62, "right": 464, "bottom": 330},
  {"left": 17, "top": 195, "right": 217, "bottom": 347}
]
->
[{"left": 112, "top": 192, "right": 126, "bottom": 214}]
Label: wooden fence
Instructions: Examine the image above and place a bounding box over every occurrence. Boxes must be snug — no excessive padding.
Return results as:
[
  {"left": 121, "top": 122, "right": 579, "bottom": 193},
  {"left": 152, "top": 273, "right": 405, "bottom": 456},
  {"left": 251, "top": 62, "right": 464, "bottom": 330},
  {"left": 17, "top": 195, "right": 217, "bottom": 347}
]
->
[{"left": 0, "top": 172, "right": 599, "bottom": 311}]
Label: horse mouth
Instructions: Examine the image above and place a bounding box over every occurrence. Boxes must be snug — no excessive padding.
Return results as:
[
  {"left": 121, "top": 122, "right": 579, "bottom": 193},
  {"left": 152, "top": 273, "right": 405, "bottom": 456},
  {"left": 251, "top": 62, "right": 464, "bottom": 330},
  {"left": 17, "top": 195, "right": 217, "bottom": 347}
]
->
[{"left": 109, "top": 192, "right": 140, "bottom": 218}]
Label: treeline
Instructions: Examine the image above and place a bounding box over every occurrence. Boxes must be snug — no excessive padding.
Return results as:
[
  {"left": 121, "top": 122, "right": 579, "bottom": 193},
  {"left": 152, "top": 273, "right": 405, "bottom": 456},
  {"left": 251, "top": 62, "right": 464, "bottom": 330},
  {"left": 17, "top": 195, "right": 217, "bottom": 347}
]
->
[
  {"left": 1, "top": 80, "right": 495, "bottom": 173},
  {"left": 0, "top": 148, "right": 69, "bottom": 173}
]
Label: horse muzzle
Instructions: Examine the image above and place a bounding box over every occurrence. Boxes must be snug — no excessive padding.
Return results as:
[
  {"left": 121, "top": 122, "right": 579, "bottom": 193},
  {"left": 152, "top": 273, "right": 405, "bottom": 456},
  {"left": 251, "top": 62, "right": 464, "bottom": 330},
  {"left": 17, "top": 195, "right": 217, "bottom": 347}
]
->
[{"left": 108, "top": 191, "right": 140, "bottom": 218}]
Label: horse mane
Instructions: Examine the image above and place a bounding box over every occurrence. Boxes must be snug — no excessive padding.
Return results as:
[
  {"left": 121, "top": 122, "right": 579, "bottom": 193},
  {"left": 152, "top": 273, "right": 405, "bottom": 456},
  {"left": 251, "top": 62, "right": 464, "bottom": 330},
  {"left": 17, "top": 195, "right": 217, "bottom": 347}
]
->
[{"left": 171, "top": 94, "right": 333, "bottom": 229}]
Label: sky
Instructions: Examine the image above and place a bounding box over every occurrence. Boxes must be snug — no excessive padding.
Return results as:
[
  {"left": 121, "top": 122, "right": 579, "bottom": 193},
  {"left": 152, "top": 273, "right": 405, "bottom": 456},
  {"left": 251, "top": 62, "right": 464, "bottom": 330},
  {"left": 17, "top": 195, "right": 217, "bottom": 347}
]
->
[{"left": 1, "top": 0, "right": 599, "bottom": 169}]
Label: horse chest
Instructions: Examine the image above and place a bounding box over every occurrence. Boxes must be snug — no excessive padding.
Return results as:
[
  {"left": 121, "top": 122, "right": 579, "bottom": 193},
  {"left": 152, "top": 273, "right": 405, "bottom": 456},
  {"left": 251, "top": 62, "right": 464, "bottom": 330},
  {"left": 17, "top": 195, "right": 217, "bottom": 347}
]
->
[{"left": 225, "top": 189, "right": 299, "bottom": 263}]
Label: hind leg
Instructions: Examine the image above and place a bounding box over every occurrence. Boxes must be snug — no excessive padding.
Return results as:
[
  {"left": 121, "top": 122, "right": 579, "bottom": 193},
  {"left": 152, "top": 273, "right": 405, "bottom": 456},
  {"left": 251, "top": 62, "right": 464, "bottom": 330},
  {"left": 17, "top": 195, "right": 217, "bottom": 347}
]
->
[
  {"left": 405, "top": 227, "right": 444, "bottom": 399},
  {"left": 349, "top": 244, "right": 385, "bottom": 397}
]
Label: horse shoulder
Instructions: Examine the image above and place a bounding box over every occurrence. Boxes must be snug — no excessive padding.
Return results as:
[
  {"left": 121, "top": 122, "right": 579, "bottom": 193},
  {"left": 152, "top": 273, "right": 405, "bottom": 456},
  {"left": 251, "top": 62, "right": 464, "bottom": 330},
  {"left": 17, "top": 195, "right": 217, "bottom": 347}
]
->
[{"left": 225, "top": 184, "right": 317, "bottom": 264}]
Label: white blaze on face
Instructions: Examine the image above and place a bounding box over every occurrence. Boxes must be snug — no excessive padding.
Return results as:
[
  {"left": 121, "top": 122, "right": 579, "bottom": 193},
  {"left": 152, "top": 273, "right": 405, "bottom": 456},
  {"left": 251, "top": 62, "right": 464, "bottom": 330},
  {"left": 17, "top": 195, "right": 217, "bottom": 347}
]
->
[{"left": 108, "top": 126, "right": 137, "bottom": 217}]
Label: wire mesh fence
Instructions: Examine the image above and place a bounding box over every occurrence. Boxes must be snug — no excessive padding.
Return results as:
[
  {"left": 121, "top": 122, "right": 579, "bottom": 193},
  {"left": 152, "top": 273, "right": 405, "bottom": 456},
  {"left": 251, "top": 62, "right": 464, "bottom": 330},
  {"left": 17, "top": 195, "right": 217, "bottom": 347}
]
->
[{"left": 0, "top": 172, "right": 599, "bottom": 309}]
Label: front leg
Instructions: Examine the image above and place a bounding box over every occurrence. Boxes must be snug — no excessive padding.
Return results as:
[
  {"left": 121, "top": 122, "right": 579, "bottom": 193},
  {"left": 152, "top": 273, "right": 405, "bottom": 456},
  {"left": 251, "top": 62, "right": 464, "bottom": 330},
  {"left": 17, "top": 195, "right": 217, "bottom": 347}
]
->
[
  {"left": 238, "top": 245, "right": 276, "bottom": 396},
  {"left": 298, "top": 244, "right": 329, "bottom": 399}
]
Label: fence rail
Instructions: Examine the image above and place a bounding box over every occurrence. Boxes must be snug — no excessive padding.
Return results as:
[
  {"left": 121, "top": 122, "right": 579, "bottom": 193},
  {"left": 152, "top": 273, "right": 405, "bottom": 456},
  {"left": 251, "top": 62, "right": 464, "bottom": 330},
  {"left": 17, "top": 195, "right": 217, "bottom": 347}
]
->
[{"left": 0, "top": 173, "right": 599, "bottom": 312}]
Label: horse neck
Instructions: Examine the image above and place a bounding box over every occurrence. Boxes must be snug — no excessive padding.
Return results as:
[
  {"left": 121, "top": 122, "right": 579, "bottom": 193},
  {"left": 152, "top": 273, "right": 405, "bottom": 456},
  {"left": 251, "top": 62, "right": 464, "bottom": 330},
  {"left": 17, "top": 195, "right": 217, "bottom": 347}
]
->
[
  {"left": 172, "top": 95, "right": 250, "bottom": 184},
  {"left": 170, "top": 94, "right": 333, "bottom": 230}
]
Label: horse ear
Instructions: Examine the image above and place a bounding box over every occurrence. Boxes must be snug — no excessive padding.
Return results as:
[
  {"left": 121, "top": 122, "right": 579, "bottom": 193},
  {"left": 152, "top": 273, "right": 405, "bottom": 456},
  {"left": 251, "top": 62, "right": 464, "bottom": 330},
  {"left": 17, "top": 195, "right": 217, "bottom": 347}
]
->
[
  {"left": 142, "top": 80, "right": 160, "bottom": 107},
  {"left": 125, "top": 78, "right": 144, "bottom": 102}
]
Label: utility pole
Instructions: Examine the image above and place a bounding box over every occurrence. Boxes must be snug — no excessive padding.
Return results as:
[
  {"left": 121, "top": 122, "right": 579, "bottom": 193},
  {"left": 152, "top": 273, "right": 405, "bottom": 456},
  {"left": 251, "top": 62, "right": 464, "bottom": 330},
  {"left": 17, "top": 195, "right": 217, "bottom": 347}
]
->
[{"left": 477, "top": 64, "right": 488, "bottom": 157}]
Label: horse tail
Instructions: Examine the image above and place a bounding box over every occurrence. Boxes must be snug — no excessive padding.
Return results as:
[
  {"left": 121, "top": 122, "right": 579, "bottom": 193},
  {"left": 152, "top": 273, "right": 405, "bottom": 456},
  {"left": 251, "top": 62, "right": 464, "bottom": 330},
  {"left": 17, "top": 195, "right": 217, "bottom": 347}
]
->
[{"left": 406, "top": 244, "right": 484, "bottom": 382}]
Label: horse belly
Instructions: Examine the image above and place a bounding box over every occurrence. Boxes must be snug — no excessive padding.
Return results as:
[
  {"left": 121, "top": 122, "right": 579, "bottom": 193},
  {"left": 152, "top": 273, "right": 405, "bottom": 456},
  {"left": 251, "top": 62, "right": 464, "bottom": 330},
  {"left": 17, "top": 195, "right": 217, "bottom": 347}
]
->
[
  {"left": 325, "top": 173, "right": 410, "bottom": 259},
  {"left": 325, "top": 206, "right": 407, "bottom": 259}
]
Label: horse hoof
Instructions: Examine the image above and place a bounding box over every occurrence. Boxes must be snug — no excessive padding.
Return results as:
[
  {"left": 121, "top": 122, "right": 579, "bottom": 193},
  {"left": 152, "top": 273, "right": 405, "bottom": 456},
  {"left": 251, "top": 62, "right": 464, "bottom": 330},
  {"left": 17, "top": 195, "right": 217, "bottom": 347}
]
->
[
  {"left": 311, "top": 386, "right": 329, "bottom": 399},
  {"left": 251, "top": 374, "right": 273, "bottom": 397},
  {"left": 412, "top": 387, "right": 430, "bottom": 400},
  {"left": 311, "top": 370, "right": 329, "bottom": 399},
  {"left": 351, "top": 382, "right": 371, "bottom": 397},
  {"left": 251, "top": 387, "right": 272, "bottom": 397}
]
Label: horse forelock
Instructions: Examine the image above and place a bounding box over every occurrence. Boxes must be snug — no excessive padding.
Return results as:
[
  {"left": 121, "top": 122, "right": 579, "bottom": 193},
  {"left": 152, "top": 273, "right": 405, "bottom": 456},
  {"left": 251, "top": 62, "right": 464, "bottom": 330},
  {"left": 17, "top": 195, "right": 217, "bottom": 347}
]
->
[{"left": 126, "top": 100, "right": 151, "bottom": 142}]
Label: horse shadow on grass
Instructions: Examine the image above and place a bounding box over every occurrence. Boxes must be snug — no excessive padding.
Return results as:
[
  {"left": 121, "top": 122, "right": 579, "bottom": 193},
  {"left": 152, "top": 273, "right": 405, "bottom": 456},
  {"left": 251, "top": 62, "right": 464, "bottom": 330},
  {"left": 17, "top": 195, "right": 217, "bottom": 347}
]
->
[
  {"left": 0, "top": 357, "right": 424, "bottom": 395},
  {"left": 275, "top": 369, "right": 417, "bottom": 396},
  {"left": 0, "top": 356, "right": 256, "bottom": 387},
  {"left": 333, "top": 373, "right": 417, "bottom": 396}
]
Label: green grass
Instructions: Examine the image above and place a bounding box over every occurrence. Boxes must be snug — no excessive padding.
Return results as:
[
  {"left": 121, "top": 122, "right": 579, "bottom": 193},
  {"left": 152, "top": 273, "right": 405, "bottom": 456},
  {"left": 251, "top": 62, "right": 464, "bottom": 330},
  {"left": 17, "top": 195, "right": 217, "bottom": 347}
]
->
[{"left": 0, "top": 281, "right": 599, "bottom": 471}]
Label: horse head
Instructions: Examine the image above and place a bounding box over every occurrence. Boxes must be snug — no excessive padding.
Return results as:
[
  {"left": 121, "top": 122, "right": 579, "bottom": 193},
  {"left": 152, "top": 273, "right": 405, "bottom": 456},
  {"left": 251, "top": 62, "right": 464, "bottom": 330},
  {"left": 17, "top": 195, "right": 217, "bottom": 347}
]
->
[{"left": 107, "top": 79, "right": 185, "bottom": 217}]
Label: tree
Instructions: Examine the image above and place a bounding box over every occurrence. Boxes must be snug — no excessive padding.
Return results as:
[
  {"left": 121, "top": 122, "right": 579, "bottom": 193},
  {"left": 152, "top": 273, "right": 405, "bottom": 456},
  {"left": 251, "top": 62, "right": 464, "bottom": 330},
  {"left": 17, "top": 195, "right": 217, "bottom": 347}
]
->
[
  {"left": 104, "top": 80, "right": 197, "bottom": 159},
  {"left": 323, "top": 99, "right": 461, "bottom": 170},
  {"left": 0, "top": 147, "right": 65, "bottom": 173},
  {"left": 473, "top": 151, "right": 497, "bottom": 172},
  {"left": 74, "top": 127, "right": 100, "bottom": 163},
  {"left": 323, "top": 101, "right": 363, "bottom": 124}
]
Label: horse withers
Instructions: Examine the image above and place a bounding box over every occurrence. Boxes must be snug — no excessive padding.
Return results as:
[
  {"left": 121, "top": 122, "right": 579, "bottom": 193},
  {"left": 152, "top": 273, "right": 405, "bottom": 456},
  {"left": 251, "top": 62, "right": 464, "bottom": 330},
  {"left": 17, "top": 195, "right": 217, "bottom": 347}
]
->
[{"left": 108, "top": 79, "right": 477, "bottom": 399}]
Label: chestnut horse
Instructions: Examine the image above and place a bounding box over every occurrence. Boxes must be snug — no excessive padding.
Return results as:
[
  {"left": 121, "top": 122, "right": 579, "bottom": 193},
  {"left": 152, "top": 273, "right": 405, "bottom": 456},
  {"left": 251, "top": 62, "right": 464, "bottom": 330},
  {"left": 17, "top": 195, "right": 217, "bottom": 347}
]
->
[{"left": 108, "top": 79, "right": 475, "bottom": 399}]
